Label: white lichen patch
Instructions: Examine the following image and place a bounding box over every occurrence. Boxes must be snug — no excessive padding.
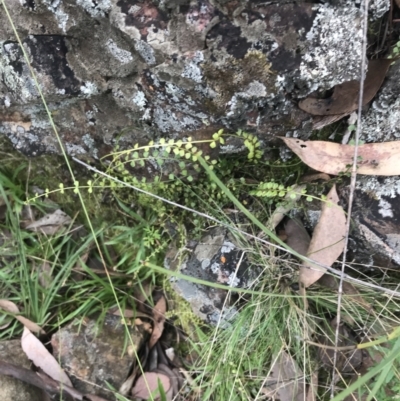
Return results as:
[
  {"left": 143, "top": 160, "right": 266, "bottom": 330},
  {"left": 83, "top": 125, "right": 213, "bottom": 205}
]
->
[
  {"left": 43, "top": 0, "right": 69, "bottom": 32},
  {"left": 132, "top": 91, "right": 147, "bottom": 110},
  {"left": 65, "top": 142, "right": 87, "bottom": 156},
  {"left": 153, "top": 105, "right": 200, "bottom": 133},
  {"left": 82, "top": 133, "right": 98, "bottom": 158},
  {"left": 361, "top": 92, "right": 400, "bottom": 143},
  {"left": 77, "top": 0, "right": 111, "bottom": 18},
  {"left": 299, "top": 1, "right": 363, "bottom": 93},
  {"left": 227, "top": 273, "right": 240, "bottom": 287},
  {"left": 135, "top": 40, "right": 156, "bottom": 65},
  {"left": 181, "top": 51, "right": 204, "bottom": 83},
  {"left": 356, "top": 176, "right": 400, "bottom": 199},
  {"left": 80, "top": 82, "right": 99, "bottom": 97},
  {"left": 238, "top": 81, "right": 267, "bottom": 98},
  {"left": 369, "top": 0, "right": 390, "bottom": 19},
  {"left": 378, "top": 198, "right": 394, "bottom": 218},
  {"left": 0, "top": 43, "right": 37, "bottom": 103},
  {"left": 105, "top": 39, "right": 133, "bottom": 64},
  {"left": 221, "top": 241, "right": 235, "bottom": 254}
]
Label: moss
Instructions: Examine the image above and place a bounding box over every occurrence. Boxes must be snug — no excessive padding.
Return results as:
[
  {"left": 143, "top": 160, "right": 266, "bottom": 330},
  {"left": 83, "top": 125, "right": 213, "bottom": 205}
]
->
[
  {"left": 202, "top": 50, "right": 276, "bottom": 114},
  {"left": 0, "top": 136, "right": 122, "bottom": 226}
]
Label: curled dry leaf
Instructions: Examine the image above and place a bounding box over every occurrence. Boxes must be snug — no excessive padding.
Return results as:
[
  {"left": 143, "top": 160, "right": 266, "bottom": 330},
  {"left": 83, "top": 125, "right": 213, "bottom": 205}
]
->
[
  {"left": 131, "top": 372, "right": 171, "bottom": 400},
  {"left": 262, "top": 351, "right": 306, "bottom": 401},
  {"left": 300, "top": 185, "right": 346, "bottom": 288},
  {"left": 282, "top": 138, "right": 400, "bottom": 176},
  {"left": 0, "top": 299, "right": 44, "bottom": 334},
  {"left": 284, "top": 218, "right": 311, "bottom": 257},
  {"left": 26, "top": 209, "right": 72, "bottom": 235},
  {"left": 299, "top": 59, "right": 393, "bottom": 116},
  {"left": 21, "top": 327, "right": 72, "bottom": 387},
  {"left": 149, "top": 294, "right": 167, "bottom": 349},
  {"left": 312, "top": 112, "right": 349, "bottom": 130}
]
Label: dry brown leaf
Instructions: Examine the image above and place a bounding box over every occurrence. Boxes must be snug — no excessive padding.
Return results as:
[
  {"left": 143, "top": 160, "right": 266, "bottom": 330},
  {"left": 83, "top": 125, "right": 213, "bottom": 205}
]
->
[
  {"left": 300, "top": 185, "right": 346, "bottom": 288},
  {"left": 131, "top": 372, "right": 171, "bottom": 400},
  {"left": 0, "top": 299, "right": 44, "bottom": 334},
  {"left": 300, "top": 173, "right": 331, "bottom": 182},
  {"left": 262, "top": 351, "right": 306, "bottom": 401},
  {"left": 285, "top": 218, "right": 311, "bottom": 257},
  {"left": 306, "top": 372, "right": 318, "bottom": 401},
  {"left": 312, "top": 113, "right": 349, "bottom": 130},
  {"left": 26, "top": 209, "right": 72, "bottom": 235},
  {"left": 149, "top": 294, "right": 167, "bottom": 349},
  {"left": 282, "top": 138, "right": 400, "bottom": 176},
  {"left": 299, "top": 59, "right": 393, "bottom": 116},
  {"left": 317, "top": 275, "right": 372, "bottom": 313},
  {"left": 84, "top": 395, "right": 112, "bottom": 401},
  {"left": 21, "top": 327, "right": 72, "bottom": 387}
]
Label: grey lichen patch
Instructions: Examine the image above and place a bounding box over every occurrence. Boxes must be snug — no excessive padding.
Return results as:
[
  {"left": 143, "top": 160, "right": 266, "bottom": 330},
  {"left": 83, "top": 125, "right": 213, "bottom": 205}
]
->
[
  {"left": 106, "top": 39, "right": 133, "bottom": 64},
  {"left": 298, "top": 1, "right": 363, "bottom": 94},
  {"left": 181, "top": 51, "right": 204, "bottom": 83},
  {"left": 135, "top": 40, "right": 156, "bottom": 65},
  {"left": 0, "top": 42, "right": 38, "bottom": 104},
  {"left": 369, "top": 0, "right": 390, "bottom": 19},
  {"left": 132, "top": 90, "right": 147, "bottom": 110},
  {"left": 77, "top": 0, "right": 111, "bottom": 18},
  {"left": 360, "top": 60, "right": 400, "bottom": 143},
  {"left": 43, "top": 0, "right": 69, "bottom": 32},
  {"left": 153, "top": 105, "right": 200, "bottom": 133},
  {"left": 356, "top": 177, "right": 400, "bottom": 199}
]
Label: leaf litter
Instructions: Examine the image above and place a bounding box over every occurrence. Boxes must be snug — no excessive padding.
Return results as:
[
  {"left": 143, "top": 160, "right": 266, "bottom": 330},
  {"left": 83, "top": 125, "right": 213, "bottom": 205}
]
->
[
  {"left": 262, "top": 350, "right": 307, "bottom": 401},
  {"left": 282, "top": 138, "right": 400, "bottom": 176},
  {"left": 26, "top": 208, "right": 73, "bottom": 235},
  {"left": 298, "top": 185, "right": 346, "bottom": 288},
  {"left": 0, "top": 299, "right": 44, "bottom": 334},
  {"left": 21, "top": 327, "right": 72, "bottom": 387},
  {"left": 299, "top": 58, "right": 394, "bottom": 116}
]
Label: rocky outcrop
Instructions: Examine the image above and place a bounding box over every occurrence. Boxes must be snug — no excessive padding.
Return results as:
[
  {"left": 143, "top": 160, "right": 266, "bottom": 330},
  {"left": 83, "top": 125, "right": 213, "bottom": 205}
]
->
[{"left": 0, "top": 0, "right": 388, "bottom": 158}]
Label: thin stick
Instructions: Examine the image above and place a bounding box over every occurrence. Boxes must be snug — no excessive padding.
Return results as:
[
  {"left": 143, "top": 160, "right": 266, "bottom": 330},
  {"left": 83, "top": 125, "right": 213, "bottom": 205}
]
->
[{"left": 331, "top": 0, "right": 370, "bottom": 397}]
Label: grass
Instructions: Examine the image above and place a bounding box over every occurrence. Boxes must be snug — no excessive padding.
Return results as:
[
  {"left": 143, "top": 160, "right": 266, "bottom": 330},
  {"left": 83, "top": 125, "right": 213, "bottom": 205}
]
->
[
  {"left": 2, "top": 1, "right": 400, "bottom": 400},
  {"left": 2, "top": 142, "right": 400, "bottom": 401}
]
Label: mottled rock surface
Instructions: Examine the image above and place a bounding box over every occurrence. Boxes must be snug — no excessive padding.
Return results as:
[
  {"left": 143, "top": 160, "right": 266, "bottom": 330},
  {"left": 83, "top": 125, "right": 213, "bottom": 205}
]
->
[
  {"left": 0, "top": 0, "right": 385, "bottom": 158},
  {"left": 0, "top": 339, "right": 44, "bottom": 401},
  {"left": 165, "top": 226, "right": 258, "bottom": 326},
  {"left": 51, "top": 314, "right": 148, "bottom": 399}
]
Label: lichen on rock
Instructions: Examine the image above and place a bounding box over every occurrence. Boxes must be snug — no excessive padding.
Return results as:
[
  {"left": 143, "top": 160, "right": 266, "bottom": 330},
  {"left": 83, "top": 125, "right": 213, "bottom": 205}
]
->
[{"left": 298, "top": 1, "right": 364, "bottom": 95}]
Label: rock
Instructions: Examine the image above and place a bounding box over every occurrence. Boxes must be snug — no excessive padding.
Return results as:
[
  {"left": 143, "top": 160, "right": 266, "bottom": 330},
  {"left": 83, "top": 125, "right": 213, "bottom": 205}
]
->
[
  {"left": 165, "top": 226, "right": 259, "bottom": 327},
  {"left": 51, "top": 313, "right": 149, "bottom": 399},
  {"left": 0, "top": 339, "right": 44, "bottom": 401},
  {"left": 336, "top": 50, "right": 400, "bottom": 270},
  {"left": 0, "top": 0, "right": 384, "bottom": 158}
]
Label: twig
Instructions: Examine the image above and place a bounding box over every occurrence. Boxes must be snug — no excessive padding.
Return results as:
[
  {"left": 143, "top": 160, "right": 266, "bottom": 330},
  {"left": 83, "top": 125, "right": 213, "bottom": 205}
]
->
[
  {"left": 0, "top": 360, "right": 112, "bottom": 401},
  {"left": 331, "top": 0, "right": 370, "bottom": 397}
]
